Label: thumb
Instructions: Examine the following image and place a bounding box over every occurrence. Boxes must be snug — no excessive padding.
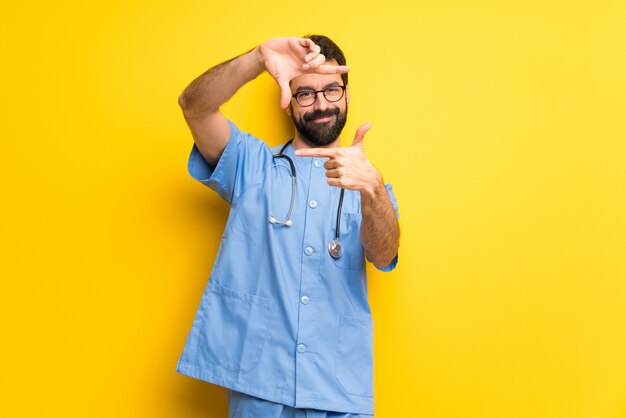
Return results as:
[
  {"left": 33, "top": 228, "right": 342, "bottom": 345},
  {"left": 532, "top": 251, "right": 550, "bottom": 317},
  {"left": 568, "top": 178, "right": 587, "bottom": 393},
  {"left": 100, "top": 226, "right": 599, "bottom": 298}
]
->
[
  {"left": 277, "top": 78, "right": 292, "bottom": 109},
  {"left": 352, "top": 122, "right": 373, "bottom": 147}
]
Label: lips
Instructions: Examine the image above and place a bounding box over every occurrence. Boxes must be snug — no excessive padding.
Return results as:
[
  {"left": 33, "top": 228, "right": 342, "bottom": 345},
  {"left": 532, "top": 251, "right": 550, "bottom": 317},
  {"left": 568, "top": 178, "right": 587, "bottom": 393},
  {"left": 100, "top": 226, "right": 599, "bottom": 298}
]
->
[
  {"left": 303, "top": 108, "right": 340, "bottom": 123},
  {"left": 311, "top": 115, "right": 334, "bottom": 123}
]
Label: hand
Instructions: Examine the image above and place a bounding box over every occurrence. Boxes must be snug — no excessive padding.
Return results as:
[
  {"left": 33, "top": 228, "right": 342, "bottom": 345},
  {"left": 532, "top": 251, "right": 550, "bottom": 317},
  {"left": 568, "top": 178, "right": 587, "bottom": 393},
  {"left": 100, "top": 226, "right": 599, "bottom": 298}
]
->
[
  {"left": 258, "top": 37, "right": 350, "bottom": 108},
  {"left": 295, "top": 123, "right": 383, "bottom": 194}
]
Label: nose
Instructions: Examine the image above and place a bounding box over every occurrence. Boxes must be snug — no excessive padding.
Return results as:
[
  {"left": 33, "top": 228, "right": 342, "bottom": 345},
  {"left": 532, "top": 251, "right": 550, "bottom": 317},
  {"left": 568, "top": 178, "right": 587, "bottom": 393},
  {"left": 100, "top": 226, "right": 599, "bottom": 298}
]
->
[{"left": 312, "top": 91, "right": 330, "bottom": 111}]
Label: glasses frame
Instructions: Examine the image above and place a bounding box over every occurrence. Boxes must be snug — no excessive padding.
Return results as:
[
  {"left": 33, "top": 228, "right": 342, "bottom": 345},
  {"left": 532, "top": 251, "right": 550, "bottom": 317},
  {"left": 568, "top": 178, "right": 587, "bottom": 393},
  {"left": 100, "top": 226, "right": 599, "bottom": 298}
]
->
[{"left": 292, "top": 85, "right": 346, "bottom": 107}]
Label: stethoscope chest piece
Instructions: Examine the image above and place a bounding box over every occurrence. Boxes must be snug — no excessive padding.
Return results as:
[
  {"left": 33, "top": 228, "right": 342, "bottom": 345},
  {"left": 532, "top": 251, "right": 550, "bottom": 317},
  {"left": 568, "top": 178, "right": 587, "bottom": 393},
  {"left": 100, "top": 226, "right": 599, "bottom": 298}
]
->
[{"left": 328, "top": 238, "right": 343, "bottom": 259}]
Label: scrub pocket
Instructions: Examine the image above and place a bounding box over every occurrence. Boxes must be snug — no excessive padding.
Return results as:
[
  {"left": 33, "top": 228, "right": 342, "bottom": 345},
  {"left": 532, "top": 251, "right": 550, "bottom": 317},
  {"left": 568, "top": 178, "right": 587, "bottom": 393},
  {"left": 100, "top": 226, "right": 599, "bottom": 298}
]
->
[
  {"left": 199, "top": 280, "right": 274, "bottom": 373},
  {"left": 335, "top": 315, "right": 374, "bottom": 398},
  {"left": 331, "top": 212, "right": 366, "bottom": 270}
]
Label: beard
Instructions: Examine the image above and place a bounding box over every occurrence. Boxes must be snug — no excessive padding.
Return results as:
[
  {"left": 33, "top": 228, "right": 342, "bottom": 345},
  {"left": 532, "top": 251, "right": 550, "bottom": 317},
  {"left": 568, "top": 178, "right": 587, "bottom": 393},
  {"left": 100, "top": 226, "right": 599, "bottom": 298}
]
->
[{"left": 291, "top": 105, "right": 348, "bottom": 147}]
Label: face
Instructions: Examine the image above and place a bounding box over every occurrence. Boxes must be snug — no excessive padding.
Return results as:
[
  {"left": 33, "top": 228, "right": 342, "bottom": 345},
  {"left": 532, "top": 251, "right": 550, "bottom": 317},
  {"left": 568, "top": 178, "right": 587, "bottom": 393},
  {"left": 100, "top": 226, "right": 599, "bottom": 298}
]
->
[{"left": 287, "top": 61, "right": 349, "bottom": 147}]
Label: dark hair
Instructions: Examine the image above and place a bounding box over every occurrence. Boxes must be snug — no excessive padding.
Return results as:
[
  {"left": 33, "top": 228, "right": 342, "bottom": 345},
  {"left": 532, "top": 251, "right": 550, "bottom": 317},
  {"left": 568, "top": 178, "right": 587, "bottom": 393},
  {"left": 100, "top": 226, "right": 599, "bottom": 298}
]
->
[{"left": 304, "top": 34, "right": 348, "bottom": 86}]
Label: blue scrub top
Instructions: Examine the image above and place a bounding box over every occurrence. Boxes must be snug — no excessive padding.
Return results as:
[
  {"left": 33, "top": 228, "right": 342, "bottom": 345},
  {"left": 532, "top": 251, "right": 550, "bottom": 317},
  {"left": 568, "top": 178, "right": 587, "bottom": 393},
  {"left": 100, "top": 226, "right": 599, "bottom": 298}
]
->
[{"left": 176, "top": 120, "right": 399, "bottom": 415}]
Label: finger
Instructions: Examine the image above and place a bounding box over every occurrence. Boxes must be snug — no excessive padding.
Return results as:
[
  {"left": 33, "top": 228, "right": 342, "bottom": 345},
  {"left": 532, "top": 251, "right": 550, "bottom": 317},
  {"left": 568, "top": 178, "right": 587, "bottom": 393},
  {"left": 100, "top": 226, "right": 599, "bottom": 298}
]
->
[
  {"left": 295, "top": 147, "right": 341, "bottom": 158},
  {"left": 292, "top": 38, "right": 312, "bottom": 60},
  {"left": 327, "top": 178, "right": 342, "bottom": 188},
  {"left": 294, "top": 38, "right": 316, "bottom": 63},
  {"left": 351, "top": 122, "right": 372, "bottom": 147},
  {"left": 298, "top": 37, "right": 316, "bottom": 50},
  {"left": 304, "top": 53, "right": 325, "bottom": 70},
  {"left": 325, "top": 168, "right": 342, "bottom": 178},
  {"left": 305, "top": 44, "right": 321, "bottom": 63},
  {"left": 277, "top": 78, "right": 292, "bottom": 109},
  {"left": 314, "top": 64, "right": 350, "bottom": 74},
  {"left": 323, "top": 159, "right": 339, "bottom": 169}
]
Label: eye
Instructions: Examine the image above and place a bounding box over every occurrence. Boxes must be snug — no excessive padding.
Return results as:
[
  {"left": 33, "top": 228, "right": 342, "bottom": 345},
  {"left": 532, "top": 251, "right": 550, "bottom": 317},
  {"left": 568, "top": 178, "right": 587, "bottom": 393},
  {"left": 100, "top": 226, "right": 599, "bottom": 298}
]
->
[
  {"left": 325, "top": 87, "right": 341, "bottom": 94},
  {"left": 297, "top": 91, "right": 315, "bottom": 99}
]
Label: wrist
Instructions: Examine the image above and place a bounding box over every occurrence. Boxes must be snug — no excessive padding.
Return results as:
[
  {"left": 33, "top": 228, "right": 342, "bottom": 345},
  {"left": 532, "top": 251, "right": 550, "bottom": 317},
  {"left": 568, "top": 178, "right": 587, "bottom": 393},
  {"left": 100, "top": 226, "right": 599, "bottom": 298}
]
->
[
  {"left": 247, "top": 46, "right": 266, "bottom": 76},
  {"left": 360, "top": 173, "right": 385, "bottom": 200}
]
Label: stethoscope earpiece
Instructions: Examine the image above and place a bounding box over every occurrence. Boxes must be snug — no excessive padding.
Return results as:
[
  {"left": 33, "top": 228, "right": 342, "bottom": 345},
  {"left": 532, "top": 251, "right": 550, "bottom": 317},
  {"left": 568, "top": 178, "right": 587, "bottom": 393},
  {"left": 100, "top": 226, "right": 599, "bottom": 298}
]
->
[{"left": 269, "top": 215, "right": 294, "bottom": 227}]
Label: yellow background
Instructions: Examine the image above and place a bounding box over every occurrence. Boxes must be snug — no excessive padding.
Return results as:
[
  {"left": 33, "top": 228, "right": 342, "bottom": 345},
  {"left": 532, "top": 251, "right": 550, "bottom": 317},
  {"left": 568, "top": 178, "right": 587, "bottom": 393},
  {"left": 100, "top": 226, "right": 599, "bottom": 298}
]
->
[{"left": 1, "top": 0, "right": 625, "bottom": 417}]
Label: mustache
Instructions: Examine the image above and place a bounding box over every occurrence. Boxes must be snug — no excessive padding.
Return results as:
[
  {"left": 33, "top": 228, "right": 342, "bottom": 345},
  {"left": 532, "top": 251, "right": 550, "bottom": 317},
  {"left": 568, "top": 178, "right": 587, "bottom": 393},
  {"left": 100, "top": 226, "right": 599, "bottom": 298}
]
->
[{"left": 303, "top": 107, "right": 340, "bottom": 122}]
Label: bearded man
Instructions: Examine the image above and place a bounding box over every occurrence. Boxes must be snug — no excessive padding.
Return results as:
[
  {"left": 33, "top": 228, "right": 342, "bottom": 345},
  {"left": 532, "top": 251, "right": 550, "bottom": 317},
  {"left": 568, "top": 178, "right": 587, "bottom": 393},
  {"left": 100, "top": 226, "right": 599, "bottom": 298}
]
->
[{"left": 176, "top": 35, "right": 400, "bottom": 418}]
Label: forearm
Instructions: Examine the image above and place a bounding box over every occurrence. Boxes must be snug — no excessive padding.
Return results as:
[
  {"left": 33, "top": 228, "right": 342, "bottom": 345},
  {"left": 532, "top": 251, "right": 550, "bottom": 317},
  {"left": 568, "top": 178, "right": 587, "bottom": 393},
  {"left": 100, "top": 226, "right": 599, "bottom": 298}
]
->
[
  {"left": 293, "top": 124, "right": 400, "bottom": 267},
  {"left": 178, "top": 47, "right": 265, "bottom": 117},
  {"left": 360, "top": 180, "right": 400, "bottom": 269}
]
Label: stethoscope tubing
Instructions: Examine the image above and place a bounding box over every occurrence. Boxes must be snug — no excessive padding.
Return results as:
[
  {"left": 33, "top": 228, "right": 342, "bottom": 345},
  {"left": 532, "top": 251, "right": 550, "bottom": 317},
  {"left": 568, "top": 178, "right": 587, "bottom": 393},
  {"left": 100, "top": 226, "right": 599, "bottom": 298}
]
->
[
  {"left": 269, "top": 152, "right": 296, "bottom": 226},
  {"left": 271, "top": 139, "right": 344, "bottom": 259}
]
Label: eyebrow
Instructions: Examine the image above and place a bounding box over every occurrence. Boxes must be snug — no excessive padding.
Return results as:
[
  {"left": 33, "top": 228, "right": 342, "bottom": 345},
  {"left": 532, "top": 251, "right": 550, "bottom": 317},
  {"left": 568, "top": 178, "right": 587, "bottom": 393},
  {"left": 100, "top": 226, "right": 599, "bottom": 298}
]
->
[{"left": 295, "top": 81, "right": 341, "bottom": 93}]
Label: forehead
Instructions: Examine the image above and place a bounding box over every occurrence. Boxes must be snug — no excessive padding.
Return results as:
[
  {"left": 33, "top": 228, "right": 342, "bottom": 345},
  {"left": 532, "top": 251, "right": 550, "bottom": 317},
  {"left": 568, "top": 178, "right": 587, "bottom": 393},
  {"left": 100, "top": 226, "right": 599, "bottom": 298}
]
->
[
  {"left": 290, "top": 73, "right": 343, "bottom": 91},
  {"left": 290, "top": 59, "right": 343, "bottom": 92}
]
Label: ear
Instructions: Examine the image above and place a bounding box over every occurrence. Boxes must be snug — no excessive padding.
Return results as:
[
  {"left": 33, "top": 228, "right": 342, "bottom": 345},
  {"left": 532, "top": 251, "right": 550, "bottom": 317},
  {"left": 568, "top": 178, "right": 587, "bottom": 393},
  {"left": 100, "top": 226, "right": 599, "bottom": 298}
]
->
[
  {"left": 286, "top": 102, "right": 293, "bottom": 117},
  {"left": 345, "top": 84, "right": 350, "bottom": 105}
]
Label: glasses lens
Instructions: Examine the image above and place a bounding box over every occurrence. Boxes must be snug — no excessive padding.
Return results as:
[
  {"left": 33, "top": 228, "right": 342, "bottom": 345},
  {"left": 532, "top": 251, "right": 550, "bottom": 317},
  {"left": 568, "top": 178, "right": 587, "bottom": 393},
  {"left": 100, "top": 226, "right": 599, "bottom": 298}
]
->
[
  {"left": 296, "top": 91, "right": 316, "bottom": 106},
  {"left": 323, "top": 86, "right": 344, "bottom": 102}
]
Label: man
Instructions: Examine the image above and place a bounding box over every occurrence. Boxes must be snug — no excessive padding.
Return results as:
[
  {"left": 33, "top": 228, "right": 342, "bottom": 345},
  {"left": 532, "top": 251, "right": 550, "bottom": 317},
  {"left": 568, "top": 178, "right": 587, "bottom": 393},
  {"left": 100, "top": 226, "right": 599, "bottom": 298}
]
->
[{"left": 176, "top": 35, "right": 400, "bottom": 418}]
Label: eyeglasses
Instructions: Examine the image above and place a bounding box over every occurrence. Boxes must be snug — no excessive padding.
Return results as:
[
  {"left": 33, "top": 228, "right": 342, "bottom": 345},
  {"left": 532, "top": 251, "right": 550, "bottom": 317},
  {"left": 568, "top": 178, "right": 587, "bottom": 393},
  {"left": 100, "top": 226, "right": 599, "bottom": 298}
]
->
[{"left": 292, "top": 85, "right": 346, "bottom": 107}]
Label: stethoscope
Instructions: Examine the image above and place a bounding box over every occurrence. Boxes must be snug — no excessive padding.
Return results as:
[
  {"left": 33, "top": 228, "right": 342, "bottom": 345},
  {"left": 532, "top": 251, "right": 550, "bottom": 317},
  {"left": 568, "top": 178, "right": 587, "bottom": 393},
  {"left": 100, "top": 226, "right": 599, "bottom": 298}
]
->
[{"left": 269, "top": 139, "right": 345, "bottom": 259}]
